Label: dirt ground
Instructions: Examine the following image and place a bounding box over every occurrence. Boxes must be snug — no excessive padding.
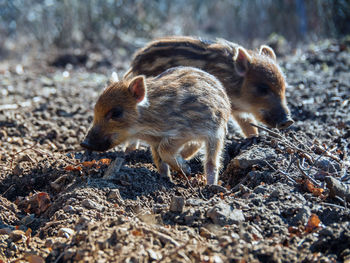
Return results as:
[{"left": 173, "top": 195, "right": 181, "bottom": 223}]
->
[{"left": 0, "top": 38, "right": 350, "bottom": 263}]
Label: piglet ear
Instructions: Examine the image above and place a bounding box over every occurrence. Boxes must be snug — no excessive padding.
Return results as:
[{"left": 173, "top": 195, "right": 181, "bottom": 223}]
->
[
  {"left": 233, "top": 47, "right": 251, "bottom": 76},
  {"left": 259, "top": 45, "right": 276, "bottom": 60},
  {"left": 128, "top": 76, "right": 146, "bottom": 103}
]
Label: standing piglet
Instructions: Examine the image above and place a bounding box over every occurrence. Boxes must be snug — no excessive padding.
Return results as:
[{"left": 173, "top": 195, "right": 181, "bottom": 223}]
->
[
  {"left": 81, "top": 67, "right": 231, "bottom": 185},
  {"left": 125, "top": 36, "right": 294, "bottom": 137}
]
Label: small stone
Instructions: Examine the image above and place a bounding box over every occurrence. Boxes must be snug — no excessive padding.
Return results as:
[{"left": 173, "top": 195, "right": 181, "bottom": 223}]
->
[
  {"left": 212, "top": 255, "right": 224, "bottom": 263},
  {"left": 45, "top": 238, "right": 54, "bottom": 248},
  {"left": 147, "top": 249, "right": 161, "bottom": 260},
  {"left": 319, "top": 227, "right": 333, "bottom": 237},
  {"left": 63, "top": 205, "right": 74, "bottom": 212},
  {"left": 270, "top": 189, "right": 282, "bottom": 198},
  {"left": 200, "top": 227, "right": 216, "bottom": 239},
  {"left": 206, "top": 202, "right": 245, "bottom": 226},
  {"left": 207, "top": 184, "right": 227, "bottom": 194},
  {"left": 58, "top": 227, "right": 75, "bottom": 238},
  {"left": 315, "top": 158, "right": 341, "bottom": 173},
  {"left": 186, "top": 198, "right": 204, "bottom": 206},
  {"left": 108, "top": 189, "right": 123, "bottom": 201},
  {"left": 20, "top": 214, "right": 35, "bottom": 225},
  {"left": 253, "top": 185, "right": 267, "bottom": 194},
  {"left": 290, "top": 207, "right": 311, "bottom": 226},
  {"left": 82, "top": 199, "right": 102, "bottom": 211},
  {"left": 231, "top": 232, "right": 240, "bottom": 240},
  {"left": 218, "top": 235, "right": 232, "bottom": 245},
  {"left": 232, "top": 146, "right": 276, "bottom": 169},
  {"left": 9, "top": 230, "right": 25, "bottom": 242},
  {"left": 0, "top": 228, "right": 12, "bottom": 235},
  {"left": 78, "top": 216, "right": 89, "bottom": 225},
  {"left": 169, "top": 196, "right": 185, "bottom": 213}
]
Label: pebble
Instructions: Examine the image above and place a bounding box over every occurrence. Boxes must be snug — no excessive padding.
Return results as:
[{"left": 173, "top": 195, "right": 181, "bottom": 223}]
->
[
  {"left": 207, "top": 184, "right": 227, "bottom": 194},
  {"left": 58, "top": 227, "right": 75, "bottom": 238},
  {"left": 169, "top": 196, "right": 185, "bottom": 213},
  {"left": 107, "top": 189, "right": 123, "bottom": 202},
  {"left": 9, "top": 230, "right": 25, "bottom": 242},
  {"left": 63, "top": 205, "right": 75, "bottom": 213},
  {"left": 232, "top": 146, "right": 276, "bottom": 169},
  {"left": 82, "top": 199, "right": 103, "bottom": 211},
  {"left": 0, "top": 228, "right": 12, "bottom": 235},
  {"left": 218, "top": 235, "right": 232, "bottom": 245},
  {"left": 20, "top": 214, "right": 35, "bottom": 225},
  {"left": 147, "top": 248, "right": 161, "bottom": 260},
  {"left": 199, "top": 227, "right": 216, "bottom": 239},
  {"left": 206, "top": 202, "right": 245, "bottom": 226},
  {"left": 315, "top": 158, "right": 341, "bottom": 173},
  {"left": 253, "top": 185, "right": 267, "bottom": 194},
  {"left": 186, "top": 198, "right": 205, "bottom": 206},
  {"left": 291, "top": 207, "right": 311, "bottom": 226}
]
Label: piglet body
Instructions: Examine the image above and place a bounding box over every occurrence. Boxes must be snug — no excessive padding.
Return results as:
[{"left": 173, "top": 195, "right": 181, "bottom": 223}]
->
[{"left": 82, "top": 66, "right": 230, "bottom": 185}]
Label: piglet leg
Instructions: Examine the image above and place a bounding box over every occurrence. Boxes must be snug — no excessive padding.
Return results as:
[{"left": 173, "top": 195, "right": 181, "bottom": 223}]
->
[
  {"left": 158, "top": 138, "right": 191, "bottom": 176},
  {"left": 204, "top": 127, "right": 225, "bottom": 185}
]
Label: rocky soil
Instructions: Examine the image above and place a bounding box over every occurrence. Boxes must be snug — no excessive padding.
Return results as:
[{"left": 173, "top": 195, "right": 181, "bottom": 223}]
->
[{"left": 0, "top": 38, "right": 350, "bottom": 262}]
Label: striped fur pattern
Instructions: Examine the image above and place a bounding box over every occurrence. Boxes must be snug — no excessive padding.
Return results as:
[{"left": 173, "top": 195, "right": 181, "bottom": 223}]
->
[
  {"left": 125, "top": 36, "right": 293, "bottom": 137},
  {"left": 81, "top": 67, "right": 231, "bottom": 185}
]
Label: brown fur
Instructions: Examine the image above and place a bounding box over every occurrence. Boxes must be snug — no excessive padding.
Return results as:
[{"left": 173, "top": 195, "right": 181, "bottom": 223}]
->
[
  {"left": 82, "top": 67, "right": 231, "bottom": 185},
  {"left": 125, "top": 36, "right": 293, "bottom": 137}
]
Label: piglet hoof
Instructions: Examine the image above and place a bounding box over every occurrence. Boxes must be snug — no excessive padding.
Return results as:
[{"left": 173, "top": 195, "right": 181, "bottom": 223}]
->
[
  {"left": 159, "top": 162, "right": 171, "bottom": 179},
  {"left": 206, "top": 174, "right": 218, "bottom": 185}
]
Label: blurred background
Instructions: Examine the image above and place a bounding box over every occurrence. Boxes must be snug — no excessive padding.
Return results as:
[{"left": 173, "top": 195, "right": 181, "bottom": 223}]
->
[{"left": 0, "top": 0, "right": 350, "bottom": 60}]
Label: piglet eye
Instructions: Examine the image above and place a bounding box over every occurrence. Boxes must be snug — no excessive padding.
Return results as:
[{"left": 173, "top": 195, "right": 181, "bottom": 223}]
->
[
  {"left": 108, "top": 107, "right": 123, "bottom": 120},
  {"left": 256, "top": 84, "right": 270, "bottom": 95}
]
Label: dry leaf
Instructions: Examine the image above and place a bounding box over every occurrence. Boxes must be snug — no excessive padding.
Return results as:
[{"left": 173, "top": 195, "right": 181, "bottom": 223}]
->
[
  {"left": 81, "top": 160, "right": 96, "bottom": 168},
  {"left": 36, "top": 192, "right": 51, "bottom": 214},
  {"left": 99, "top": 158, "right": 111, "bottom": 165},
  {"left": 64, "top": 165, "right": 82, "bottom": 171},
  {"left": 131, "top": 230, "right": 143, "bottom": 236},
  {"left": 305, "top": 213, "right": 321, "bottom": 233},
  {"left": 305, "top": 180, "right": 324, "bottom": 197},
  {"left": 25, "top": 228, "right": 32, "bottom": 237}
]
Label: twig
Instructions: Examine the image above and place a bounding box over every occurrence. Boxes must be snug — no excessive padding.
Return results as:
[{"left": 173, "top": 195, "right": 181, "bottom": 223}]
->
[
  {"left": 341, "top": 142, "right": 349, "bottom": 181},
  {"left": 291, "top": 133, "right": 313, "bottom": 152},
  {"left": 1, "top": 184, "right": 15, "bottom": 197},
  {"left": 307, "top": 144, "right": 331, "bottom": 175},
  {"left": 157, "top": 240, "right": 191, "bottom": 263},
  {"left": 265, "top": 161, "right": 297, "bottom": 184},
  {"left": 297, "top": 159, "right": 322, "bottom": 187},
  {"left": 250, "top": 123, "right": 283, "bottom": 139},
  {"left": 321, "top": 202, "right": 346, "bottom": 210},
  {"left": 141, "top": 227, "right": 180, "bottom": 247},
  {"left": 229, "top": 175, "right": 250, "bottom": 193},
  {"left": 10, "top": 142, "right": 38, "bottom": 169},
  {"left": 251, "top": 123, "right": 308, "bottom": 154}
]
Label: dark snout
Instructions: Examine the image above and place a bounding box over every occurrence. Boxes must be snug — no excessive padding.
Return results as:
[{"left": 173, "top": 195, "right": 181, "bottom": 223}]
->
[
  {"left": 261, "top": 107, "right": 294, "bottom": 130},
  {"left": 277, "top": 116, "right": 294, "bottom": 130},
  {"left": 80, "top": 127, "right": 112, "bottom": 152}
]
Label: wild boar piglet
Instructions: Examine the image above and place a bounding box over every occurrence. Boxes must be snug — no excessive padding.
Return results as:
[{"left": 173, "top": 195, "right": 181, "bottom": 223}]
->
[{"left": 81, "top": 66, "right": 231, "bottom": 185}]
